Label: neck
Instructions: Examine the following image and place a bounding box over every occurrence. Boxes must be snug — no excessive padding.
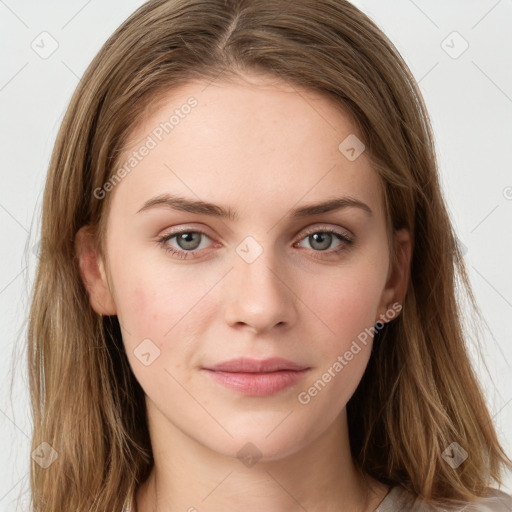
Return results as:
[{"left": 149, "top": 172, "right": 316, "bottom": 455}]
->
[{"left": 134, "top": 400, "right": 389, "bottom": 512}]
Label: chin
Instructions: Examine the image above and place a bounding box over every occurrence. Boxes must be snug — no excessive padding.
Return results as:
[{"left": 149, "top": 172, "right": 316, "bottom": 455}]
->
[{"left": 202, "top": 420, "right": 316, "bottom": 465}]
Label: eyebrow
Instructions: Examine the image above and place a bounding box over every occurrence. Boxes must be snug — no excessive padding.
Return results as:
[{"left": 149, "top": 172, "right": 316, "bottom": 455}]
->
[{"left": 136, "top": 193, "right": 373, "bottom": 220}]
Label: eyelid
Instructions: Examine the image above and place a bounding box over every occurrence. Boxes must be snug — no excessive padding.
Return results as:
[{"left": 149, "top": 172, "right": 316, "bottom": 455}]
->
[
  {"left": 161, "top": 223, "right": 353, "bottom": 243},
  {"left": 298, "top": 223, "right": 354, "bottom": 240},
  {"left": 159, "top": 224, "right": 218, "bottom": 244},
  {"left": 158, "top": 223, "right": 354, "bottom": 259}
]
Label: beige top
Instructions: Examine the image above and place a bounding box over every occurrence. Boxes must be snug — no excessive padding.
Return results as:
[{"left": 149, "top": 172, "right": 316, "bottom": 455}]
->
[
  {"left": 124, "top": 485, "right": 512, "bottom": 511},
  {"left": 375, "top": 485, "right": 512, "bottom": 511}
]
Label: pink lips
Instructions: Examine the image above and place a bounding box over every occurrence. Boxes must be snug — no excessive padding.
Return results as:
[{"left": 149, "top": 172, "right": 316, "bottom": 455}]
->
[{"left": 202, "top": 357, "right": 310, "bottom": 396}]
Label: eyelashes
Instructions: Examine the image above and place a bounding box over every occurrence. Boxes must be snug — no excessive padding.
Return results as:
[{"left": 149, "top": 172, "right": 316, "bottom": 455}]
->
[{"left": 157, "top": 227, "right": 354, "bottom": 260}]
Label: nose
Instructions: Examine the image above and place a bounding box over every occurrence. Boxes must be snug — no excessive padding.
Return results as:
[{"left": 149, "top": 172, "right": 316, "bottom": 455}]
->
[{"left": 223, "top": 242, "right": 298, "bottom": 335}]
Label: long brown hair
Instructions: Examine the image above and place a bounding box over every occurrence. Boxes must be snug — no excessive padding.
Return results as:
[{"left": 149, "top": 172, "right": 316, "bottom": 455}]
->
[{"left": 27, "top": 0, "right": 511, "bottom": 509}]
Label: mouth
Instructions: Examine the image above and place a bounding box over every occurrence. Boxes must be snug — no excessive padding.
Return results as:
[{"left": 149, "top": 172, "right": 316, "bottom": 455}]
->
[{"left": 201, "top": 357, "right": 310, "bottom": 396}]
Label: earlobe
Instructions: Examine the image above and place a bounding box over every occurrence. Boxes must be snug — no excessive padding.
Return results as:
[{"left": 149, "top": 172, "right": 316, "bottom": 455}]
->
[
  {"left": 74, "top": 226, "right": 117, "bottom": 316},
  {"left": 377, "top": 228, "right": 412, "bottom": 322}
]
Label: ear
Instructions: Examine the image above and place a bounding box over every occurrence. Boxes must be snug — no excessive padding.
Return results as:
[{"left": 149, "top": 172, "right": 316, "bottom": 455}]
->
[
  {"left": 74, "top": 226, "right": 117, "bottom": 315},
  {"left": 376, "top": 228, "right": 411, "bottom": 323}
]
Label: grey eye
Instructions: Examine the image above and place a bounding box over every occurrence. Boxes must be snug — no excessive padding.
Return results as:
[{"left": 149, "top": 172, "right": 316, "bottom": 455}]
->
[
  {"left": 175, "top": 232, "right": 203, "bottom": 250},
  {"left": 308, "top": 232, "right": 334, "bottom": 251}
]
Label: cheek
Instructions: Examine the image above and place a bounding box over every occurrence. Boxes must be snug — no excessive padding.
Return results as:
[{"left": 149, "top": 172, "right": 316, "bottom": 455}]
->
[
  {"left": 108, "top": 250, "right": 216, "bottom": 357},
  {"left": 113, "top": 276, "right": 161, "bottom": 336},
  {"left": 302, "top": 260, "right": 387, "bottom": 347},
  {"left": 112, "top": 274, "right": 198, "bottom": 394},
  {"left": 304, "top": 250, "right": 388, "bottom": 408},
  {"left": 296, "top": 270, "right": 382, "bottom": 417},
  {"left": 106, "top": 250, "right": 169, "bottom": 358}
]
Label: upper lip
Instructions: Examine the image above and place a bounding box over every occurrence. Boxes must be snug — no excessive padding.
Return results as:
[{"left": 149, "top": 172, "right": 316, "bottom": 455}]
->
[{"left": 203, "top": 357, "right": 309, "bottom": 373}]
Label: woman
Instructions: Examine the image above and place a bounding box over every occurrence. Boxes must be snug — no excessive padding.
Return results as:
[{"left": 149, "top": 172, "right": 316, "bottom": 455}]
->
[{"left": 27, "top": 0, "right": 511, "bottom": 510}]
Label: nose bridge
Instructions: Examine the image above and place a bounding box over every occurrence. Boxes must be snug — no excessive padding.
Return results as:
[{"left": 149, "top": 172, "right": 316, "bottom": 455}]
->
[{"left": 223, "top": 234, "right": 296, "bottom": 332}]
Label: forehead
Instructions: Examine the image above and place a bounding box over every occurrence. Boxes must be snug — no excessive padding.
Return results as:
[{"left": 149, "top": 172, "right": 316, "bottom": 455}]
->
[{"left": 109, "top": 73, "right": 384, "bottom": 221}]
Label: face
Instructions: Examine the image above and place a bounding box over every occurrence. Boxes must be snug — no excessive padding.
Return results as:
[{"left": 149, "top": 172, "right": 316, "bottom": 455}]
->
[{"left": 79, "top": 72, "right": 410, "bottom": 461}]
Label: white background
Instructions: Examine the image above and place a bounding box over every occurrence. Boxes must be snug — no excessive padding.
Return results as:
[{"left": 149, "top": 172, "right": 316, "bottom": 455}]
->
[{"left": 0, "top": 0, "right": 511, "bottom": 508}]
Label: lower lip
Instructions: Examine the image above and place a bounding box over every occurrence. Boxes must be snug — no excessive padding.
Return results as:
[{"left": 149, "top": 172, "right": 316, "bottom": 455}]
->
[{"left": 202, "top": 369, "right": 309, "bottom": 396}]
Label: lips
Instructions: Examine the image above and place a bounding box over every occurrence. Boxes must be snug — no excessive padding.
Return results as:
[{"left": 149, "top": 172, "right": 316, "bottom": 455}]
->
[
  {"left": 204, "top": 357, "right": 308, "bottom": 373},
  {"left": 202, "top": 357, "right": 310, "bottom": 396}
]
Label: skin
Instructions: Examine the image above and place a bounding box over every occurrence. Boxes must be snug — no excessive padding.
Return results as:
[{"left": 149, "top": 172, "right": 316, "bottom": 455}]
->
[{"left": 76, "top": 72, "right": 411, "bottom": 511}]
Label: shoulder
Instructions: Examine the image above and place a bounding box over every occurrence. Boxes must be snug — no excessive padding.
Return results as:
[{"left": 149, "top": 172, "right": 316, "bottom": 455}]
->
[
  {"left": 377, "top": 485, "right": 512, "bottom": 511},
  {"left": 463, "top": 488, "right": 512, "bottom": 511}
]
